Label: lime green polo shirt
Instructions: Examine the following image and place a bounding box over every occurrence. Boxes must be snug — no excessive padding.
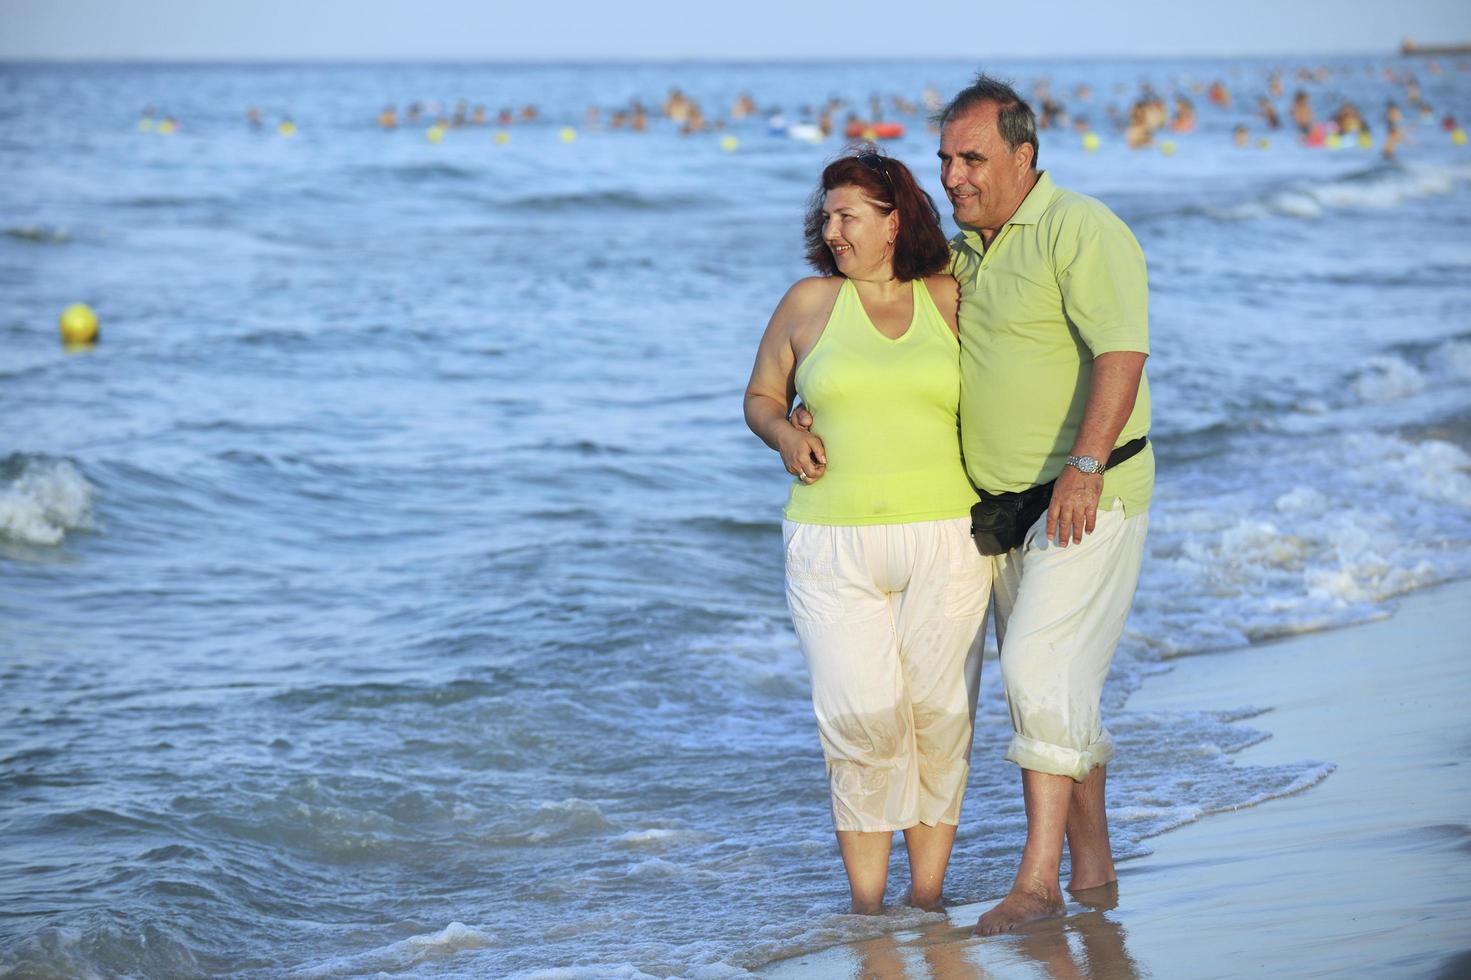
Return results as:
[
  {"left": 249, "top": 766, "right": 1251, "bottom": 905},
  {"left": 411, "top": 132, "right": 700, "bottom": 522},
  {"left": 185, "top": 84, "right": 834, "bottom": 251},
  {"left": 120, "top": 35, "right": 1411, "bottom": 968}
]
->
[{"left": 949, "top": 171, "right": 1153, "bottom": 514}]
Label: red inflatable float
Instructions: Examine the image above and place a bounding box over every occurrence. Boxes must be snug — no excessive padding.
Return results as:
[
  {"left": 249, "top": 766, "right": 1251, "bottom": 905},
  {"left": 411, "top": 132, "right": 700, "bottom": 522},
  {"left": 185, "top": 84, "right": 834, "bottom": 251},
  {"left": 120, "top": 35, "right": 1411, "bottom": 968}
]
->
[{"left": 844, "top": 121, "right": 906, "bottom": 140}]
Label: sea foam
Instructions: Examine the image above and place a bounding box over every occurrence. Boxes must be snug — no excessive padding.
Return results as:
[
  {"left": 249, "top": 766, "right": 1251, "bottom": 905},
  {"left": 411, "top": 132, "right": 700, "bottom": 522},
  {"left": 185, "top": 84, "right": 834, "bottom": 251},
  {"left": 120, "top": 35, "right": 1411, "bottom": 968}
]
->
[
  {"left": 294, "top": 922, "right": 494, "bottom": 977},
  {"left": 0, "top": 456, "right": 96, "bottom": 546}
]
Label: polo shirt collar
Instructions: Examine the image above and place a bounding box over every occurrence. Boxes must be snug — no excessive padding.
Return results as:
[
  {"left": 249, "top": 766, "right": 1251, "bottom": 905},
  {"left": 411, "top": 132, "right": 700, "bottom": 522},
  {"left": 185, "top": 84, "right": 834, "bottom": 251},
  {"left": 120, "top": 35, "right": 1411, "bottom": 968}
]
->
[{"left": 955, "top": 170, "right": 1056, "bottom": 250}]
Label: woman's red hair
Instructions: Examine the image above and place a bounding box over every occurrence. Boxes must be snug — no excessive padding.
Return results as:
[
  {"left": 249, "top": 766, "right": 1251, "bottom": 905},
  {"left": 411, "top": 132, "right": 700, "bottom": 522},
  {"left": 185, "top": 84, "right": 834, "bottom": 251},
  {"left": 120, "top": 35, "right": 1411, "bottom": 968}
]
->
[{"left": 803, "top": 149, "right": 950, "bottom": 281}]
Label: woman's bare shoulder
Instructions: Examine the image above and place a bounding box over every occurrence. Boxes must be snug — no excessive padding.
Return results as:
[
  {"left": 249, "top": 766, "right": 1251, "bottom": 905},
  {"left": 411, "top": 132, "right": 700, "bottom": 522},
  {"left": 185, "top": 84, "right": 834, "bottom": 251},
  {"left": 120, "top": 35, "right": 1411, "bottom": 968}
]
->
[
  {"left": 781, "top": 275, "right": 842, "bottom": 309},
  {"left": 921, "top": 273, "right": 959, "bottom": 303}
]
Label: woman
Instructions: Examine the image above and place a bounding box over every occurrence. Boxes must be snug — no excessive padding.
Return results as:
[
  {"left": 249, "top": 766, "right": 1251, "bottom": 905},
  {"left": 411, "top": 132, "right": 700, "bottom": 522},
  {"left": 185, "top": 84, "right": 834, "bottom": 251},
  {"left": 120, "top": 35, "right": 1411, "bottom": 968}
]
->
[{"left": 743, "top": 152, "right": 990, "bottom": 914}]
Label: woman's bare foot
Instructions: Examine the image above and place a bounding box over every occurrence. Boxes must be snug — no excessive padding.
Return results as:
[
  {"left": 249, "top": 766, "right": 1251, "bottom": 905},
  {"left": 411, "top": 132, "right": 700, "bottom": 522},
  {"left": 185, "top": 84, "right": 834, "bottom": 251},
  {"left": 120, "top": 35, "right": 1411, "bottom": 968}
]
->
[
  {"left": 905, "top": 888, "right": 945, "bottom": 913},
  {"left": 973, "top": 882, "right": 1065, "bottom": 935}
]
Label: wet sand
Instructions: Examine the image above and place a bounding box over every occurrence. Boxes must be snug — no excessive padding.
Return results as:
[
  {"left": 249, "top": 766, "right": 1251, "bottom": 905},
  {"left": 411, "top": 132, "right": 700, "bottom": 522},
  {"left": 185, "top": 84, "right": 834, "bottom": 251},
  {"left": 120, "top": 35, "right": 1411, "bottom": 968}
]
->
[{"left": 761, "top": 579, "right": 1471, "bottom": 979}]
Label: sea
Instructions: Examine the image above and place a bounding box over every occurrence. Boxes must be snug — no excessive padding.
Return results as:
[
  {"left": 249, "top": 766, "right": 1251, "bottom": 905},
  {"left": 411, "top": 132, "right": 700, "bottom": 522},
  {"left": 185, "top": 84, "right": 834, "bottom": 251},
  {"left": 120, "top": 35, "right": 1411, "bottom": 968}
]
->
[{"left": 2, "top": 55, "right": 1469, "bottom": 978}]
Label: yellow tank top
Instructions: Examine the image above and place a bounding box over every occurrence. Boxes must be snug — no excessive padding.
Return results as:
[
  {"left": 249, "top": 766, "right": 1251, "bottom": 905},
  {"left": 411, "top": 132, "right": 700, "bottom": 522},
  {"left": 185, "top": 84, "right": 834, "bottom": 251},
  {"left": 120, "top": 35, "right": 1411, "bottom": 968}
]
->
[{"left": 783, "top": 278, "right": 979, "bottom": 525}]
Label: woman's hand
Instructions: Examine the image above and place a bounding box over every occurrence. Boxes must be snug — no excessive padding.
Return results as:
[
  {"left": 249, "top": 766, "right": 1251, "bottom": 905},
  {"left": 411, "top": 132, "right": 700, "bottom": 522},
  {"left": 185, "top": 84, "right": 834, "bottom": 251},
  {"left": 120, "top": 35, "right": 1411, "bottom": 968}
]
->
[{"left": 778, "top": 425, "right": 827, "bottom": 483}]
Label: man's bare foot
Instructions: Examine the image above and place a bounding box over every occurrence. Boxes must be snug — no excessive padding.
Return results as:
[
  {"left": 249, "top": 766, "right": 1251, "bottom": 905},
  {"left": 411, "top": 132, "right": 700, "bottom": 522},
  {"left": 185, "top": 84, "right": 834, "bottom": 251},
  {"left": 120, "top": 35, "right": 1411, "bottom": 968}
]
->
[
  {"left": 1065, "top": 853, "right": 1116, "bottom": 894},
  {"left": 1066, "top": 879, "right": 1119, "bottom": 911},
  {"left": 1066, "top": 867, "right": 1117, "bottom": 894},
  {"left": 973, "top": 883, "right": 1065, "bottom": 935}
]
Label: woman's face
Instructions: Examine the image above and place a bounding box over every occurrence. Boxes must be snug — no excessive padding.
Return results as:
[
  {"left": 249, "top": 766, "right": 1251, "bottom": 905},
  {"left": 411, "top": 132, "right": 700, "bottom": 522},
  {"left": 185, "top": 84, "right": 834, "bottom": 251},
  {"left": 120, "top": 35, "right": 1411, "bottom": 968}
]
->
[{"left": 820, "top": 184, "right": 897, "bottom": 279}]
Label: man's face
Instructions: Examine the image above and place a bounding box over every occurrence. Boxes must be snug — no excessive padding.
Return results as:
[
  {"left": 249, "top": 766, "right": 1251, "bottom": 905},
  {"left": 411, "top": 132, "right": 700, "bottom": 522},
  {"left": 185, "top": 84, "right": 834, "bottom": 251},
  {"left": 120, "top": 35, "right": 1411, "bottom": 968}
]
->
[{"left": 938, "top": 102, "right": 1033, "bottom": 234}]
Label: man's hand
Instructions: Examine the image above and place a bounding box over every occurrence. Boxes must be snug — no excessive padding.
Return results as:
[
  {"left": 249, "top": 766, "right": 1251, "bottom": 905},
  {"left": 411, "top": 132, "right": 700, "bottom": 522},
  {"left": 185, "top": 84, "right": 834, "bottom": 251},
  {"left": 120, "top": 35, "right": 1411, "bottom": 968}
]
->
[
  {"left": 1047, "top": 464, "right": 1103, "bottom": 547},
  {"left": 778, "top": 425, "right": 826, "bottom": 483}
]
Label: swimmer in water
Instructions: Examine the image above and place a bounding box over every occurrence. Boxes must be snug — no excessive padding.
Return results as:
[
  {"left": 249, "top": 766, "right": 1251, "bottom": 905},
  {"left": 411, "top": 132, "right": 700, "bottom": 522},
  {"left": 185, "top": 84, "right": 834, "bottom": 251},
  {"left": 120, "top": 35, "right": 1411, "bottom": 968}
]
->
[
  {"left": 1382, "top": 121, "right": 1402, "bottom": 158},
  {"left": 1171, "top": 96, "right": 1196, "bottom": 133},
  {"left": 1291, "top": 90, "right": 1314, "bottom": 134},
  {"left": 1257, "top": 97, "right": 1281, "bottom": 130}
]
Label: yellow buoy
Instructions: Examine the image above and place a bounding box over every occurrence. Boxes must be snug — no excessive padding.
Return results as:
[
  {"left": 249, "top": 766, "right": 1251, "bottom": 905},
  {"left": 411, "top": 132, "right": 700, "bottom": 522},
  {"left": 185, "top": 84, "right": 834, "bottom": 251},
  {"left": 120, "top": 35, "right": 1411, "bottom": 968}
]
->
[
  {"left": 1082, "top": 132, "right": 1100, "bottom": 152},
  {"left": 1357, "top": 132, "right": 1373, "bottom": 149},
  {"left": 1159, "top": 140, "right": 1176, "bottom": 156},
  {"left": 427, "top": 124, "right": 445, "bottom": 143},
  {"left": 1257, "top": 137, "right": 1271, "bottom": 149},
  {"left": 1325, "top": 133, "right": 1342, "bottom": 149},
  {"left": 494, "top": 130, "right": 510, "bottom": 145},
  {"left": 59, "top": 303, "right": 99, "bottom": 347},
  {"left": 1453, "top": 128, "right": 1468, "bottom": 146},
  {"left": 560, "top": 127, "right": 577, "bottom": 143},
  {"left": 157, "top": 120, "right": 177, "bottom": 135},
  {"left": 720, "top": 134, "right": 739, "bottom": 152},
  {"left": 278, "top": 121, "right": 297, "bottom": 138}
]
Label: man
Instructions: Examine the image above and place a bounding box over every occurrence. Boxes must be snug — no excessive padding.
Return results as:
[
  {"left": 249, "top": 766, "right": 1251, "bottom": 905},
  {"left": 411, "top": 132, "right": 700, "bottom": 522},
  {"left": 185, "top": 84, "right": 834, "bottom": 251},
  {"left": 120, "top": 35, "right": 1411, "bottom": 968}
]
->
[{"left": 938, "top": 74, "right": 1152, "bottom": 935}]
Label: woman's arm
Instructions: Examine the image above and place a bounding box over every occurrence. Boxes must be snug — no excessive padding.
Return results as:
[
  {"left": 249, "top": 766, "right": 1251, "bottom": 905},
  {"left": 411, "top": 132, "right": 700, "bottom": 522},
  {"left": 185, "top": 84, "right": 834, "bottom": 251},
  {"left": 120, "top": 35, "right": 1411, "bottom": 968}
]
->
[{"left": 744, "top": 280, "right": 829, "bottom": 482}]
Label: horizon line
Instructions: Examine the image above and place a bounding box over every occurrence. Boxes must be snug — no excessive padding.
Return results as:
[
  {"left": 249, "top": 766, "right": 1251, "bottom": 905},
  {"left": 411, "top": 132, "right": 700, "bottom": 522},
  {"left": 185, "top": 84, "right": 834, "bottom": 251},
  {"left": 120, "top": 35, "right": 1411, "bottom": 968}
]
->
[{"left": 0, "top": 48, "right": 1422, "bottom": 68}]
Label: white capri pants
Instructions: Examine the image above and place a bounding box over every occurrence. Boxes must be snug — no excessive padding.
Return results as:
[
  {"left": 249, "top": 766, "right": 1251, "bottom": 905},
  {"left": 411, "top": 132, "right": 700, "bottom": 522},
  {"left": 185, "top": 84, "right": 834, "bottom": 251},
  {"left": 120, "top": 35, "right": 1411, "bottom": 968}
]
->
[
  {"left": 992, "top": 499, "right": 1149, "bottom": 782},
  {"left": 783, "top": 517, "right": 991, "bottom": 833}
]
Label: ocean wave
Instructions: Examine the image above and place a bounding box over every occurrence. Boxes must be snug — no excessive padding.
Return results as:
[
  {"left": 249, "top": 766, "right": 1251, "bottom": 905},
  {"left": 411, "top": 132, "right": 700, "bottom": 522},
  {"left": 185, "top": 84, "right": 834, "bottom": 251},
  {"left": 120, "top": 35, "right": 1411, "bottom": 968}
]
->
[
  {"left": 500, "top": 189, "right": 711, "bottom": 213},
  {"left": 293, "top": 922, "right": 494, "bottom": 978},
  {"left": 1350, "top": 354, "right": 1427, "bottom": 402},
  {"left": 111, "top": 193, "right": 236, "bottom": 210},
  {"left": 0, "top": 454, "right": 96, "bottom": 547},
  {"left": 351, "top": 161, "right": 482, "bottom": 183},
  {"left": 0, "top": 921, "right": 203, "bottom": 979},
  {"left": 1180, "top": 161, "right": 1471, "bottom": 223},
  {"left": 1345, "top": 336, "right": 1471, "bottom": 406},
  {"left": 4, "top": 224, "right": 71, "bottom": 244},
  {"left": 515, "top": 964, "right": 753, "bottom": 980},
  {"left": 1139, "top": 431, "right": 1471, "bottom": 658},
  {"left": 270, "top": 678, "right": 499, "bottom": 711},
  {"left": 611, "top": 827, "right": 708, "bottom": 850}
]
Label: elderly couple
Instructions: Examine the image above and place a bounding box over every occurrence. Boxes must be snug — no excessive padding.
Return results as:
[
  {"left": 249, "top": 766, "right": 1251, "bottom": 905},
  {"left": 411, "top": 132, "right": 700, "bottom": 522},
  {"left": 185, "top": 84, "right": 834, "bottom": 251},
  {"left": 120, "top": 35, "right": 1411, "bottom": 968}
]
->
[{"left": 744, "top": 74, "right": 1152, "bottom": 935}]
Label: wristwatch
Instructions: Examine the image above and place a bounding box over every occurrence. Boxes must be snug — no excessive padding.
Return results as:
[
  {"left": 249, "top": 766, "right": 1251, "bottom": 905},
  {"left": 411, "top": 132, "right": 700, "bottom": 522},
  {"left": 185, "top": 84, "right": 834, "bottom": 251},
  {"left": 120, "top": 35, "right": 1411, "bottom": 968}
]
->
[{"left": 1065, "top": 454, "right": 1105, "bottom": 475}]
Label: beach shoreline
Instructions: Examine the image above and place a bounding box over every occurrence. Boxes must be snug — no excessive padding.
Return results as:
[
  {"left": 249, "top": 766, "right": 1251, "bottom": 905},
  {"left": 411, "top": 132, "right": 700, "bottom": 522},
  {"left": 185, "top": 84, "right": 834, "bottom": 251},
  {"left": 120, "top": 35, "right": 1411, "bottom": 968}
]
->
[{"left": 761, "top": 578, "right": 1471, "bottom": 979}]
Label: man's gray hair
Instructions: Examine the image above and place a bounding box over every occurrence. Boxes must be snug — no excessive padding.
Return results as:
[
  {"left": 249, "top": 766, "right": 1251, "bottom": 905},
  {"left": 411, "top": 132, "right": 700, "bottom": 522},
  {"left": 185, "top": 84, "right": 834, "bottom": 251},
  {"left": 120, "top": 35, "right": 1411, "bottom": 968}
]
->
[{"left": 936, "top": 73, "right": 1040, "bottom": 170}]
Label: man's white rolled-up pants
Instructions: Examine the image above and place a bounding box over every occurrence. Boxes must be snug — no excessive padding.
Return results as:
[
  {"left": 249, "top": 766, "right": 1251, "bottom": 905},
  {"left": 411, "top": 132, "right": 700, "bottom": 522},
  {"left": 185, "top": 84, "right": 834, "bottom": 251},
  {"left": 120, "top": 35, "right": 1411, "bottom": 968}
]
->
[{"left": 992, "top": 499, "right": 1149, "bottom": 782}]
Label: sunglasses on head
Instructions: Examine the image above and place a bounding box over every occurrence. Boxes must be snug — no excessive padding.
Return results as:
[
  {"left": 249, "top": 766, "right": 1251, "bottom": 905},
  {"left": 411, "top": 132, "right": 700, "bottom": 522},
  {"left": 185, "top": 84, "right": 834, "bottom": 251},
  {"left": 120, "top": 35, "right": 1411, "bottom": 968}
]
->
[{"left": 855, "top": 152, "right": 894, "bottom": 194}]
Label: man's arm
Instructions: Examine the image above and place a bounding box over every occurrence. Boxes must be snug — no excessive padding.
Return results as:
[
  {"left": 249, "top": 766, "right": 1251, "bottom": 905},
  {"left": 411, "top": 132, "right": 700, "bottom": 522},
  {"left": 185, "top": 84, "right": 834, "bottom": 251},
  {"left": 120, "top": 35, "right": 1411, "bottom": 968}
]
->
[{"left": 1047, "top": 351, "right": 1147, "bottom": 547}]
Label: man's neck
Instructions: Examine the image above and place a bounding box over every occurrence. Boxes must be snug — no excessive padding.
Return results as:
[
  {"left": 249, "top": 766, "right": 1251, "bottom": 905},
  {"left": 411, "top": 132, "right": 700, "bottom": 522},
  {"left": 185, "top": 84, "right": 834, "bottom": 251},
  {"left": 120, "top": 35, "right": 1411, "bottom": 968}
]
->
[{"left": 980, "top": 170, "right": 1041, "bottom": 249}]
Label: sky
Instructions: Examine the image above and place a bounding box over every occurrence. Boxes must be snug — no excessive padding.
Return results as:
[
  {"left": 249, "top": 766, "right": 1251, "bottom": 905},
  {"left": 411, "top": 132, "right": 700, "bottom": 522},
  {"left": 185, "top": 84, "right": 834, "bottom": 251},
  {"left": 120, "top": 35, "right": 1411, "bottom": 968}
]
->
[{"left": 1, "top": 0, "right": 1469, "bottom": 61}]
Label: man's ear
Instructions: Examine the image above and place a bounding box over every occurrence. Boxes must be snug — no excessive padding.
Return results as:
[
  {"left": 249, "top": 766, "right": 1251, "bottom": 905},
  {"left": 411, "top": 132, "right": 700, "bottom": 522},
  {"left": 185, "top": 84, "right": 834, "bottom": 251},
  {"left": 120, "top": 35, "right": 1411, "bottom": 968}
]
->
[{"left": 1015, "top": 141, "right": 1035, "bottom": 173}]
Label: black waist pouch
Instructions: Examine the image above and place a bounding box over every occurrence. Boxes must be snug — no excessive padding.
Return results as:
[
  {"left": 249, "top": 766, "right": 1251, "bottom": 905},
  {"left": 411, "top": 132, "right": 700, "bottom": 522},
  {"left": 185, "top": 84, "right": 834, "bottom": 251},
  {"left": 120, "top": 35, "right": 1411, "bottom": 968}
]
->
[
  {"left": 970, "top": 483, "right": 1053, "bottom": 556},
  {"left": 969, "top": 437, "right": 1149, "bottom": 556}
]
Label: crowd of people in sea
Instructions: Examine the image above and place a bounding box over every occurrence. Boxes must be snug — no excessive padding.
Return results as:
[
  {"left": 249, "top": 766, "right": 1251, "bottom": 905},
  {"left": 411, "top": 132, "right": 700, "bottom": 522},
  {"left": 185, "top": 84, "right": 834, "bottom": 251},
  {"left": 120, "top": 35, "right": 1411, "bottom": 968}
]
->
[{"left": 135, "top": 59, "right": 1469, "bottom": 158}]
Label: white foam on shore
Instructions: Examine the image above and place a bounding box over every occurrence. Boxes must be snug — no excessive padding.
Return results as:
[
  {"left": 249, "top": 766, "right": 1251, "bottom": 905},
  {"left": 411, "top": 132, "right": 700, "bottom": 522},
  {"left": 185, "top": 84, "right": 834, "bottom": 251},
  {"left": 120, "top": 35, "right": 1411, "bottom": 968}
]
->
[
  {"left": 0, "top": 457, "right": 96, "bottom": 546},
  {"left": 293, "top": 922, "right": 493, "bottom": 977}
]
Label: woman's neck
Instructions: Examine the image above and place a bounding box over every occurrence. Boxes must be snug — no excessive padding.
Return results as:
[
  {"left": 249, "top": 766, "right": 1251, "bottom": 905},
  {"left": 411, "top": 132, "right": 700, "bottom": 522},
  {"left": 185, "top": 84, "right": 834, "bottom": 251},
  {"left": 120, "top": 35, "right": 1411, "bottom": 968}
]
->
[{"left": 848, "top": 270, "right": 904, "bottom": 300}]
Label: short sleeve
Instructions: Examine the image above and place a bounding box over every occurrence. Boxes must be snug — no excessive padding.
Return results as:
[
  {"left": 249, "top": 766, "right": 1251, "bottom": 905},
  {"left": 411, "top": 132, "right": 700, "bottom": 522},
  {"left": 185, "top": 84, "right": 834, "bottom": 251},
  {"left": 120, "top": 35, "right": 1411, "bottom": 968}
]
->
[
  {"left": 948, "top": 236, "right": 977, "bottom": 283},
  {"left": 1053, "top": 204, "right": 1149, "bottom": 356}
]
